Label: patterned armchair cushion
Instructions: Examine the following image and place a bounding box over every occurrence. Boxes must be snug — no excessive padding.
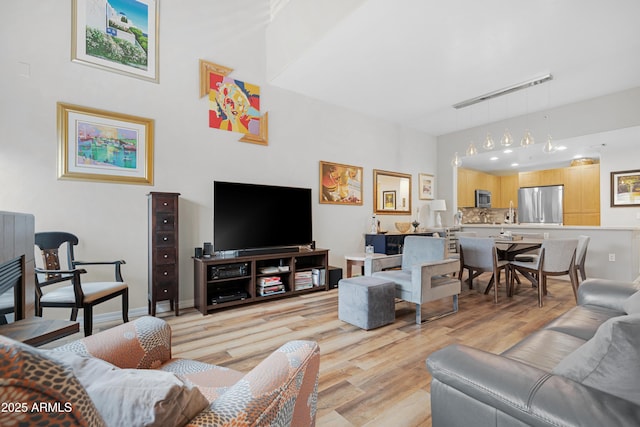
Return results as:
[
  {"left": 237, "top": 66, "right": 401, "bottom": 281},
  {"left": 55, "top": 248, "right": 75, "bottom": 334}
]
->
[
  {"left": 0, "top": 335, "right": 106, "bottom": 427},
  {"left": 186, "top": 340, "right": 320, "bottom": 427},
  {"left": 54, "top": 315, "right": 171, "bottom": 369}
]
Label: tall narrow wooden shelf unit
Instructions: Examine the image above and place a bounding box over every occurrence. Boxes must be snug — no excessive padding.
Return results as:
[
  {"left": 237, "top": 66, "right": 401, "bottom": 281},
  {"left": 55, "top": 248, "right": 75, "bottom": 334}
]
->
[{"left": 147, "top": 192, "right": 180, "bottom": 316}]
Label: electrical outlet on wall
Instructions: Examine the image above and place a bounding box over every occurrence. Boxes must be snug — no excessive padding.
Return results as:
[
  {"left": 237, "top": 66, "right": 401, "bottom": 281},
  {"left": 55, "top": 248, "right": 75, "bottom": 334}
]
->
[{"left": 609, "top": 253, "right": 616, "bottom": 262}]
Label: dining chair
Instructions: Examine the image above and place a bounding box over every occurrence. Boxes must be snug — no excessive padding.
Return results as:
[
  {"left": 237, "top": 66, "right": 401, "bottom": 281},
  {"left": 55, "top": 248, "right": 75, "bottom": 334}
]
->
[
  {"left": 365, "top": 236, "right": 461, "bottom": 324},
  {"left": 575, "top": 235, "right": 591, "bottom": 282},
  {"left": 449, "top": 231, "right": 477, "bottom": 259},
  {"left": 34, "top": 232, "right": 129, "bottom": 336},
  {"left": 509, "top": 238, "right": 579, "bottom": 307},
  {"left": 458, "top": 236, "right": 510, "bottom": 303}
]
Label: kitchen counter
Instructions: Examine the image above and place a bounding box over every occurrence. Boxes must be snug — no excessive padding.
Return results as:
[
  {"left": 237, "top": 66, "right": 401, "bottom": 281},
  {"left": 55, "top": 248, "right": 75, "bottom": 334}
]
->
[
  {"left": 459, "top": 224, "right": 640, "bottom": 282},
  {"left": 461, "top": 223, "right": 640, "bottom": 231}
]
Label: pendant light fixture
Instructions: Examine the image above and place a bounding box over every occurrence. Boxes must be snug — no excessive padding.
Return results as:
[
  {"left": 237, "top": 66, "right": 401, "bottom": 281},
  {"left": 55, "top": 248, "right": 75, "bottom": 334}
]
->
[
  {"left": 542, "top": 136, "right": 554, "bottom": 153},
  {"left": 521, "top": 129, "right": 534, "bottom": 147},
  {"left": 451, "top": 152, "right": 462, "bottom": 167},
  {"left": 542, "top": 115, "right": 554, "bottom": 153},
  {"left": 500, "top": 129, "right": 514, "bottom": 147},
  {"left": 466, "top": 142, "right": 478, "bottom": 156},
  {"left": 520, "top": 86, "right": 535, "bottom": 147},
  {"left": 482, "top": 100, "right": 495, "bottom": 150},
  {"left": 483, "top": 133, "right": 495, "bottom": 150},
  {"left": 452, "top": 75, "right": 552, "bottom": 151}
]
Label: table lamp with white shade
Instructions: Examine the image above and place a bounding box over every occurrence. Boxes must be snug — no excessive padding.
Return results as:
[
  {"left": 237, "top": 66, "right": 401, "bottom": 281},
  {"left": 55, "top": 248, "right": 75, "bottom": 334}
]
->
[{"left": 431, "top": 199, "right": 447, "bottom": 228}]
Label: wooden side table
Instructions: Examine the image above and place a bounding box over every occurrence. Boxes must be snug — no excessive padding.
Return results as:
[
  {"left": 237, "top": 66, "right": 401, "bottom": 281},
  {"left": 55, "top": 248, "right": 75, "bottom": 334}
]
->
[
  {"left": 344, "top": 253, "right": 388, "bottom": 278},
  {"left": 0, "top": 317, "right": 79, "bottom": 347}
]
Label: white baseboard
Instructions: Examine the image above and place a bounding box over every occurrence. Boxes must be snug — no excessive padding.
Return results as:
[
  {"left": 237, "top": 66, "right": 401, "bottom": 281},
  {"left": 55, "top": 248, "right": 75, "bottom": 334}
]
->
[{"left": 82, "top": 298, "right": 195, "bottom": 324}]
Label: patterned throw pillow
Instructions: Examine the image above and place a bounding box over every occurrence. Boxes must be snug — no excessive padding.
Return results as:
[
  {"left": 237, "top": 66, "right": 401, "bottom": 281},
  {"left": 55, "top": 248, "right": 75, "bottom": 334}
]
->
[{"left": 0, "top": 336, "right": 105, "bottom": 426}]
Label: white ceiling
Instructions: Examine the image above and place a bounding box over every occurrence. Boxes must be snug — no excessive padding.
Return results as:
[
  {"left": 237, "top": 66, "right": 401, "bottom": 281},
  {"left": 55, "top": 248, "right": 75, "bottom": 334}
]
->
[{"left": 269, "top": 0, "right": 640, "bottom": 138}]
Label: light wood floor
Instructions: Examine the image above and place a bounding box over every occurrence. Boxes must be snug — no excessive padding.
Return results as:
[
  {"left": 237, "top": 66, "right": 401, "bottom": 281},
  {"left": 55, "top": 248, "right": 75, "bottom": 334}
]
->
[{"left": 48, "top": 273, "right": 577, "bottom": 427}]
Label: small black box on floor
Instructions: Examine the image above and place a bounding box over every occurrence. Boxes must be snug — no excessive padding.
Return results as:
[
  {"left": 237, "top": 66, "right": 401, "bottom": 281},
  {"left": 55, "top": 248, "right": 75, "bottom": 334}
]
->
[{"left": 328, "top": 266, "right": 342, "bottom": 289}]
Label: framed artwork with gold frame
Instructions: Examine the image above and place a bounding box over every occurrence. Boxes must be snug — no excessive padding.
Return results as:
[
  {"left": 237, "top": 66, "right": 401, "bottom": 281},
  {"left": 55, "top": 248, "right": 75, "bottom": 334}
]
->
[
  {"left": 319, "top": 161, "right": 363, "bottom": 205},
  {"left": 57, "top": 102, "right": 154, "bottom": 185}
]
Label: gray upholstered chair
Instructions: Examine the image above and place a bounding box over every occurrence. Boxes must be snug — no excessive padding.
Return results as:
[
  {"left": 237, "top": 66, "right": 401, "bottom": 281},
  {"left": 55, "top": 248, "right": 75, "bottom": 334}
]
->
[
  {"left": 575, "top": 235, "right": 591, "bottom": 282},
  {"left": 458, "top": 236, "right": 510, "bottom": 303},
  {"left": 509, "top": 238, "right": 579, "bottom": 307},
  {"left": 449, "top": 231, "right": 477, "bottom": 260},
  {"left": 364, "top": 236, "right": 460, "bottom": 324}
]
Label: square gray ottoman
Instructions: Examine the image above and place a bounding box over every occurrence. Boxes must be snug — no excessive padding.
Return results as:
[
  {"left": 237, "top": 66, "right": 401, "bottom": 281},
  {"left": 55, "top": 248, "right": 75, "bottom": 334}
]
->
[{"left": 338, "top": 276, "right": 395, "bottom": 330}]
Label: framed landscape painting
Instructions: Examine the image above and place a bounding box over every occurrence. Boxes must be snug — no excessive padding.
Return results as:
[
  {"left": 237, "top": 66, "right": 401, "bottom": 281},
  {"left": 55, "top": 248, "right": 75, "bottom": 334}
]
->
[
  {"left": 611, "top": 169, "right": 640, "bottom": 207},
  {"left": 319, "top": 161, "right": 363, "bottom": 205},
  {"left": 57, "top": 102, "right": 154, "bottom": 185},
  {"left": 72, "top": 0, "right": 159, "bottom": 82}
]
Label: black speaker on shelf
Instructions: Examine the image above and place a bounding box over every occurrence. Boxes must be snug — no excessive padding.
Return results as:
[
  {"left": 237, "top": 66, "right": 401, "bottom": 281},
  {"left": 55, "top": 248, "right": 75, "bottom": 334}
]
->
[
  {"left": 328, "top": 266, "right": 342, "bottom": 289},
  {"left": 203, "top": 242, "right": 213, "bottom": 257},
  {"left": 194, "top": 247, "right": 203, "bottom": 258}
]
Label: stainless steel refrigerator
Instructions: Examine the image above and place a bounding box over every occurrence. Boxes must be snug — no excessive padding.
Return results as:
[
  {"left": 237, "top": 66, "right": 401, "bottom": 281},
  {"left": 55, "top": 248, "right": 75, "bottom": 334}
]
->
[{"left": 518, "top": 185, "right": 564, "bottom": 224}]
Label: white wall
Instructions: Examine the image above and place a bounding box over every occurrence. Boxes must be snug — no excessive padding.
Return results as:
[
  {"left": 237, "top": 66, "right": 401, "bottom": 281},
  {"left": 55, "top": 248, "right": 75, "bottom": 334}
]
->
[{"left": 0, "top": 0, "right": 438, "bottom": 317}]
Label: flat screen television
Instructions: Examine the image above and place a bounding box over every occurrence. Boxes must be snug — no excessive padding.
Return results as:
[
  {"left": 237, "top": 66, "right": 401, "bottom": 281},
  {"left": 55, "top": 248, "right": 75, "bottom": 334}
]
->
[{"left": 213, "top": 181, "right": 313, "bottom": 255}]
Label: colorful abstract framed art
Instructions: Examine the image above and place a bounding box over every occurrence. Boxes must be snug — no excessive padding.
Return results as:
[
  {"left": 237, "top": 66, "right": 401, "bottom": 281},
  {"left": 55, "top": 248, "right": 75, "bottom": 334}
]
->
[
  {"left": 611, "top": 169, "right": 640, "bottom": 207},
  {"left": 57, "top": 103, "right": 154, "bottom": 185},
  {"left": 200, "top": 59, "right": 269, "bottom": 145},
  {"left": 319, "top": 161, "right": 364, "bottom": 205},
  {"left": 72, "top": 0, "right": 159, "bottom": 82}
]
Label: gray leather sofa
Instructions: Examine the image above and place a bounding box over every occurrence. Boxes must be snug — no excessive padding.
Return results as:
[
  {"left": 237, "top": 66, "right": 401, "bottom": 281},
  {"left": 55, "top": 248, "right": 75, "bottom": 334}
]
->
[{"left": 427, "top": 278, "right": 640, "bottom": 427}]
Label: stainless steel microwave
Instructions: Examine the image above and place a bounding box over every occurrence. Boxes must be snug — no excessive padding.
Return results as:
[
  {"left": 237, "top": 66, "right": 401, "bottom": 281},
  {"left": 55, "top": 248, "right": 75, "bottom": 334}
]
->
[{"left": 475, "top": 189, "right": 492, "bottom": 208}]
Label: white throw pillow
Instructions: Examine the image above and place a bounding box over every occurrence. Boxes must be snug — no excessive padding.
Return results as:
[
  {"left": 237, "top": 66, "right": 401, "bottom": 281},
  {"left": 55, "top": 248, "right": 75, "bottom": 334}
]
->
[
  {"left": 553, "top": 314, "right": 640, "bottom": 405},
  {"left": 47, "top": 351, "right": 209, "bottom": 427}
]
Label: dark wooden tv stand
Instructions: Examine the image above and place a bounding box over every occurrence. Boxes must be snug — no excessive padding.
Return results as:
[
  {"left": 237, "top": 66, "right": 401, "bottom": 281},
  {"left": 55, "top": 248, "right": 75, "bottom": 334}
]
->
[{"left": 193, "top": 248, "right": 329, "bottom": 315}]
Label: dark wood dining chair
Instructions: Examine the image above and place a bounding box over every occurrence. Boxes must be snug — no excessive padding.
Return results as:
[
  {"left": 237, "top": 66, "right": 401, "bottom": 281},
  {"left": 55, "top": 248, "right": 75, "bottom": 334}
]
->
[
  {"left": 575, "top": 235, "right": 591, "bottom": 282},
  {"left": 34, "top": 232, "right": 129, "bottom": 336}
]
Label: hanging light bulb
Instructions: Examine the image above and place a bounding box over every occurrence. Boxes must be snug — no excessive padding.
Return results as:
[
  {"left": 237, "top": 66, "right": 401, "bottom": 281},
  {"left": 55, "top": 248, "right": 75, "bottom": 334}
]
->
[
  {"left": 451, "top": 152, "right": 462, "bottom": 167},
  {"left": 542, "top": 135, "right": 555, "bottom": 153},
  {"left": 466, "top": 142, "right": 478, "bottom": 156},
  {"left": 483, "top": 132, "right": 495, "bottom": 150},
  {"left": 501, "top": 129, "right": 513, "bottom": 147},
  {"left": 521, "top": 129, "right": 534, "bottom": 147}
]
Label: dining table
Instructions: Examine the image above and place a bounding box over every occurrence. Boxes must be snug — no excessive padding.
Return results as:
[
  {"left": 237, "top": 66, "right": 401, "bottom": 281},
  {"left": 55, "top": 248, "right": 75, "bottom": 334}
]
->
[{"left": 492, "top": 236, "right": 543, "bottom": 261}]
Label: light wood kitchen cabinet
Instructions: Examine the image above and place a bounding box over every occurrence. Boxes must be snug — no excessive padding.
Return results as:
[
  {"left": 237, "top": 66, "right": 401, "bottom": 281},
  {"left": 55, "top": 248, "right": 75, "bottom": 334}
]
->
[
  {"left": 563, "top": 164, "right": 600, "bottom": 225},
  {"left": 540, "top": 168, "right": 564, "bottom": 186},
  {"left": 499, "top": 174, "right": 519, "bottom": 208},
  {"left": 518, "top": 171, "right": 539, "bottom": 188},
  {"left": 458, "top": 168, "right": 501, "bottom": 207},
  {"left": 457, "top": 164, "right": 599, "bottom": 226},
  {"left": 457, "top": 168, "right": 475, "bottom": 207},
  {"left": 518, "top": 168, "right": 564, "bottom": 188},
  {"left": 488, "top": 174, "right": 501, "bottom": 207}
]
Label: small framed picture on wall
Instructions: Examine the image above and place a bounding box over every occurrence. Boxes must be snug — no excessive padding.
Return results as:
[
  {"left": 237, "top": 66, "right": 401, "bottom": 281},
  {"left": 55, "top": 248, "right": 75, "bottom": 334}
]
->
[{"left": 419, "top": 173, "right": 435, "bottom": 200}]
